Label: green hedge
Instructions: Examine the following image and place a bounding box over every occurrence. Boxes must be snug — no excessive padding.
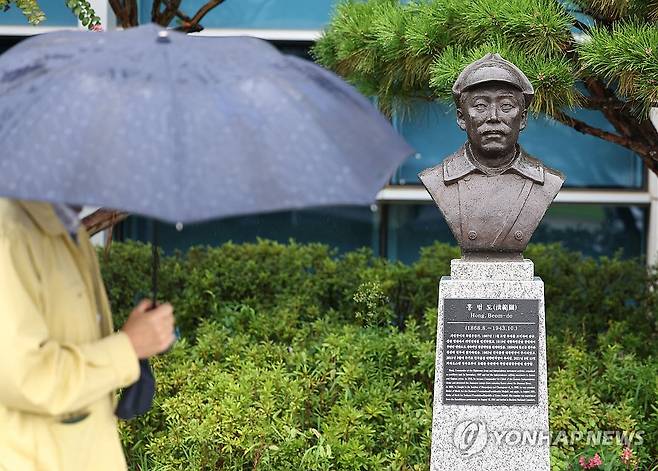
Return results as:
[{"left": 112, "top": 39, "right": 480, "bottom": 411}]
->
[{"left": 100, "top": 241, "right": 658, "bottom": 470}]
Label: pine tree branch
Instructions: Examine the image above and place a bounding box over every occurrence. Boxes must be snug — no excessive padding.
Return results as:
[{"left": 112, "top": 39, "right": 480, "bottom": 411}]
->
[
  {"left": 553, "top": 110, "right": 655, "bottom": 165},
  {"left": 571, "top": 2, "right": 614, "bottom": 29},
  {"left": 580, "top": 96, "right": 628, "bottom": 111},
  {"left": 584, "top": 78, "right": 641, "bottom": 141},
  {"left": 572, "top": 18, "right": 592, "bottom": 34},
  {"left": 583, "top": 79, "right": 658, "bottom": 165}
]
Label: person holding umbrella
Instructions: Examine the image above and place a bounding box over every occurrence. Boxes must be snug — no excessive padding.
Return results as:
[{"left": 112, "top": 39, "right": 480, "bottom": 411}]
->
[
  {"left": 0, "top": 24, "right": 414, "bottom": 470},
  {"left": 0, "top": 199, "right": 175, "bottom": 470}
]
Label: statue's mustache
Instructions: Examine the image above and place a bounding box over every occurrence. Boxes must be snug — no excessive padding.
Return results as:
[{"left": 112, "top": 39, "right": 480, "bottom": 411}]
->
[{"left": 478, "top": 125, "right": 511, "bottom": 135}]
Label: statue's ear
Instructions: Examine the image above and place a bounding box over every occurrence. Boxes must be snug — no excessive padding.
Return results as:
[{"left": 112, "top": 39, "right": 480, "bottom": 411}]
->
[
  {"left": 519, "top": 108, "right": 528, "bottom": 132},
  {"left": 456, "top": 107, "right": 467, "bottom": 131}
]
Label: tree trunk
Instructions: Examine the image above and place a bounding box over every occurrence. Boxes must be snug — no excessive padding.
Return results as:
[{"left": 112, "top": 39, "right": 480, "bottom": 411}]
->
[{"left": 108, "top": 0, "right": 139, "bottom": 28}]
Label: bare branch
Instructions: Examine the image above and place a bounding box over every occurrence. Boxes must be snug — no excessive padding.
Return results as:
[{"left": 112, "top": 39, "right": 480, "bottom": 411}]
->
[
  {"left": 174, "top": 10, "right": 201, "bottom": 32},
  {"left": 110, "top": 0, "right": 139, "bottom": 27},
  {"left": 175, "top": 9, "right": 191, "bottom": 22},
  {"left": 190, "top": 0, "right": 224, "bottom": 24},
  {"left": 177, "top": 0, "right": 225, "bottom": 32},
  {"left": 553, "top": 111, "right": 624, "bottom": 146}
]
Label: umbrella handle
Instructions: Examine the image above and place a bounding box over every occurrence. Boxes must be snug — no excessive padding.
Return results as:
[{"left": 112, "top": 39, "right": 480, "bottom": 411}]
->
[
  {"left": 151, "top": 219, "right": 158, "bottom": 310},
  {"left": 150, "top": 220, "right": 179, "bottom": 348}
]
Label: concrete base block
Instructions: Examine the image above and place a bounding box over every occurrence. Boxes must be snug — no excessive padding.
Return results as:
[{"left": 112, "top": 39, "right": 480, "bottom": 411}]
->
[{"left": 430, "top": 259, "right": 550, "bottom": 471}]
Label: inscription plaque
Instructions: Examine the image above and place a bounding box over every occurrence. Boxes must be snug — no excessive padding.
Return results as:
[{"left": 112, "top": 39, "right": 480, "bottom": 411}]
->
[{"left": 443, "top": 298, "right": 539, "bottom": 406}]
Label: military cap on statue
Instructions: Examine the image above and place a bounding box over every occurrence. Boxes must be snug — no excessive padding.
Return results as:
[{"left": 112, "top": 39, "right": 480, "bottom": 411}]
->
[{"left": 452, "top": 53, "right": 535, "bottom": 107}]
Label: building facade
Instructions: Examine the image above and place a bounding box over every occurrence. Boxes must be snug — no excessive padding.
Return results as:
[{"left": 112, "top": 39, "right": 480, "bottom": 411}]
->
[{"left": 2, "top": 1, "right": 656, "bottom": 264}]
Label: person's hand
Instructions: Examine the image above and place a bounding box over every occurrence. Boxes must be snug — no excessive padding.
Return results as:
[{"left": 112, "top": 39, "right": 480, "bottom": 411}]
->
[{"left": 121, "top": 299, "right": 175, "bottom": 359}]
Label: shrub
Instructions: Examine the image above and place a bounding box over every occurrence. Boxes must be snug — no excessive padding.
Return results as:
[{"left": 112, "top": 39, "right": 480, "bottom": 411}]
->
[
  {"left": 100, "top": 240, "right": 658, "bottom": 470},
  {"left": 119, "top": 316, "right": 434, "bottom": 470}
]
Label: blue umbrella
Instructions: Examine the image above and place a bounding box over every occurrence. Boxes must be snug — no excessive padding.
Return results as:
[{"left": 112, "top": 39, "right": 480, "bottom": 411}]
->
[
  {"left": 0, "top": 24, "right": 413, "bottom": 419},
  {"left": 0, "top": 24, "right": 413, "bottom": 223}
]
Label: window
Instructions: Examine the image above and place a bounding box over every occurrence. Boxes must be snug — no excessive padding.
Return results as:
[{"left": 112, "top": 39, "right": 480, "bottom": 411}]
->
[
  {"left": 121, "top": 206, "right": 378, "bottom": 255},
  {"left": 385, "top": 203, "right": 648, "bottom": 264}
]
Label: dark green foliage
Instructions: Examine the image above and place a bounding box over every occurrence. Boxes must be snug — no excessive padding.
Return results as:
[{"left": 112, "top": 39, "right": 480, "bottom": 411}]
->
[
  {"left": 578, "top": 22, "right": 658, "bottom": 116},
  {"left": 101, "top": 240, "right": 658, "bottom": 470},
  {"left": 120, "top": 318, "right": 434, "bottom": 470},
  {"left": 527, "top": 244, "right": 658, "bottom": 354}
]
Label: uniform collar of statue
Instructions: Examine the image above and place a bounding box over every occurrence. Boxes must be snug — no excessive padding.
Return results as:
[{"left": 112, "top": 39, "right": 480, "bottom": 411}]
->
[
  {"left": 443, "top": 143, "right": 545, "bottom": 185},
  {"left": 465, "top": 143, "right": 518, "bottom": 176}
]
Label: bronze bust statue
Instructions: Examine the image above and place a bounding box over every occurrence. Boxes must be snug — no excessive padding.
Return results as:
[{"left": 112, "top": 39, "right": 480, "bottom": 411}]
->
[{"left": 419, "top": 54, "right": 565, "bottom": 261}]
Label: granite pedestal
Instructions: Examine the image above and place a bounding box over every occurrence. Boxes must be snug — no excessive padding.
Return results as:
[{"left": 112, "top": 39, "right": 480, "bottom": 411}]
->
[{"left": 430, "top": 259, "right": 550, "bottom": 470}]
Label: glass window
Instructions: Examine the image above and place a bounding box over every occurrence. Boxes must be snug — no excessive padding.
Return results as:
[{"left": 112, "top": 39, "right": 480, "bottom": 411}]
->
[
  {"left": 386, "top": 203, "right": 647, "bottom": 264},
  {"left": 521, "top": 110, "right": 644, "bottom": 189},
  {"left": 391, "top": 103, "right": 464, "bottom": 186},
  {"left": 0, "top": 4, "right": 77, "bottom": 26},
  {"left": 392, "top": 101, "right": 644, "bottom": 189},
  {"left": 141, "top": 0, "right": 335, "bottom": 30},
  {"left": 385, "top": 204, "right": 454, "bottom": 263},
  {"left": 120, "top": 206, "right": 378, "bottom": 255},
  {"left": 533, "top": 204, "right": 647, "bottom": 258}
]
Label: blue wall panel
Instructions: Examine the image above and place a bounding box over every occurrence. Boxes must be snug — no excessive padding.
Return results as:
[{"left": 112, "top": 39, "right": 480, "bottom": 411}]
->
[
  {"left": 0, "top": 3, "right": 77, "bottom": 26},
  {"left": 141, "top": 0, "right": 336, "bottom": 29}
]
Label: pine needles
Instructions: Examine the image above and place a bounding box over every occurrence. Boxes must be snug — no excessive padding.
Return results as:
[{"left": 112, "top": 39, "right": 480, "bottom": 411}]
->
[
  {"left": 429, "top": 42, "right": 580, "bottom": 115},
  {"left": 579, "top": 22, "right": 658, "bottom": 115},
  {"left": 314, "top": 0, "right": 577, "bottom": 116},
  {"left": 314, "top": 0, "right": 657, "bottom": 119}
]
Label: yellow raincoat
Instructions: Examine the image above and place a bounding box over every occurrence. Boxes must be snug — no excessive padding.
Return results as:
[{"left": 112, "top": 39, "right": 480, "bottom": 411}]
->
[{"left": 0, "top": 199, "right": 140, "bottom": 470}]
